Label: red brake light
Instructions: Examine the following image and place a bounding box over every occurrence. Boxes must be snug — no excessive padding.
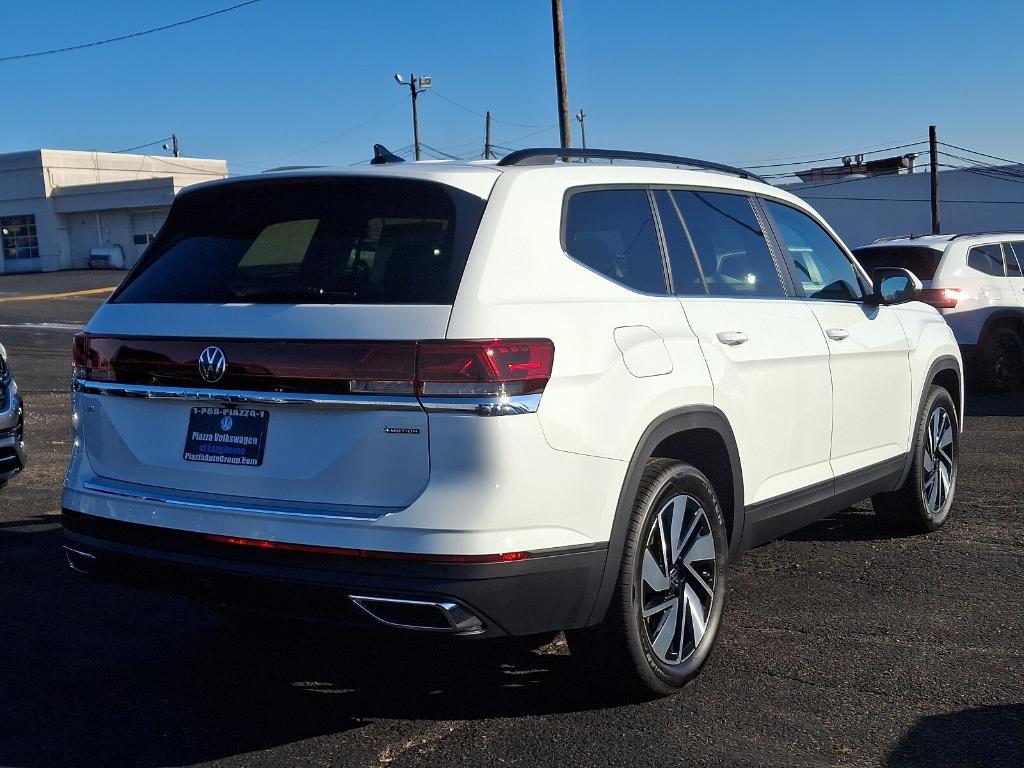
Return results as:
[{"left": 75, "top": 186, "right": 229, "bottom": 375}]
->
[
  {"left": 201, "top": 533, "right": 530, "bottom": 563},
  {"left": 921, "top": 288, "right": 960, "bottom": 309},
  {"left": 72, "top": 334, "right": 555, "bottom": 398},
  {"left": 416, "top": 339, "right": 555, "bottom": 396}
]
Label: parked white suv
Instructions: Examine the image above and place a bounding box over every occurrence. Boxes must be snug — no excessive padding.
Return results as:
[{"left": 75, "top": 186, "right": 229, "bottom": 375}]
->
[
  {"left": 854, "top": 233, "right": 1024, "bottom": 391},
  {"left": 63, "top": 147, "right": 963, "bottom": 697}
]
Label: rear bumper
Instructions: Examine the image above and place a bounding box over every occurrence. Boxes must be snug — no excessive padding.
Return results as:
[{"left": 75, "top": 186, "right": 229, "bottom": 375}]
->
[
  {"left": 61, "top": 509, "right": 607, "bottom": 638},
  {"left": 0, "top": 384, "right": 26, "bottom": 482}
]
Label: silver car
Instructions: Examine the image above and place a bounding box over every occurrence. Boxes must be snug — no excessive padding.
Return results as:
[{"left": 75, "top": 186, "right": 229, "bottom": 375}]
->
[{"left": 0, "top": 343, "right": 26, "bottom": 488}]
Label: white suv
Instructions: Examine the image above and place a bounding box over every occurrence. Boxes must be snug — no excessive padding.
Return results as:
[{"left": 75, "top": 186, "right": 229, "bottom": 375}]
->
[
  {"left": 854, "top": 233, "right": 1024, "bottom": 391},
  {"left": 62, "top": 147, "right": 963, "bottom": 697}
]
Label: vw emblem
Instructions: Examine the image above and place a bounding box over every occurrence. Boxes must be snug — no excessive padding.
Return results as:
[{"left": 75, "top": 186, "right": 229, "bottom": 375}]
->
[
  {"left": 198, "top": 346, "right": 227, "bottom": 384},
  {"left": 220, "top": 415, "right": 234, "bottom": 432}
]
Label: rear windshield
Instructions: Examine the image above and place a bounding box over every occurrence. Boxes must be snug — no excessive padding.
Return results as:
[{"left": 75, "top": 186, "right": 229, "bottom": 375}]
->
[
  {"left": 113, "top": 176, "right": 486, "bottom": 305},
  {"left": 851, "top": 245, "right": 944, "bottom": 281}
]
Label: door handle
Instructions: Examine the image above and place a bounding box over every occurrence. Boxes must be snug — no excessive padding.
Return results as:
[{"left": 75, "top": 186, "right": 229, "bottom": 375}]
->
[
  {"left": 716, "top": 331, "right": 749, "bottom": 346},
  {"left": 826, "top": 328, "right": 850, "bottom": 341}
]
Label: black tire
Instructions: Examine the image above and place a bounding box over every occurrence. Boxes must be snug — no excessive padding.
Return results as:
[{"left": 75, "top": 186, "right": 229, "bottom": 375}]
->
[
  {"left": 566, "top": 459, "right": 728, "bottom": 699},
  {"left": 976, "top": 326, "right": 1024, "bottom": 393},
  {"left": 872, "top": 385, "right": 959, "bottom": 533}
]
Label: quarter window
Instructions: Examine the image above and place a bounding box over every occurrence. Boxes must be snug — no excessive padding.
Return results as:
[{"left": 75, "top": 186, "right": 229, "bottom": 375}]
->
[
  {"left": 564, "top": 189, "right": 668, "bottom": 294},
  {"left": 1, "top": 215, "right": 39, "bottom": 260},
  {"left": 652, "top": 190, "right": 705, "bottom": 295},
  {"left": 1005, "top": 242, "right": 1024, "bottom": 276},
  {"left": 967, "top": 244, "right": 1005, "bottom": 276},
  {"left": 670, "top": 190, "right": 785, "bottom": 297},
  {"left": 763, "top": 200, "right": 864, "bottom": 301}
]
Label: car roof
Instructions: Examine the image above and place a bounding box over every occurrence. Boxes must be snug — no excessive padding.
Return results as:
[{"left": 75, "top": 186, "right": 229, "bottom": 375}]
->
[
  {"left": 178, "top": 156, "right": 806, "bottom": 208},
  {"left": 859, "top": 232, "right": 1024, "bottom": 249}
]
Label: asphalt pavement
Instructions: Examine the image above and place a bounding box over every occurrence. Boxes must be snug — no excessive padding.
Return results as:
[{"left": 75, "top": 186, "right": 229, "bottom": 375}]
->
[{"left": 0, "top": 270, "right": 1021, "bottom": 768}]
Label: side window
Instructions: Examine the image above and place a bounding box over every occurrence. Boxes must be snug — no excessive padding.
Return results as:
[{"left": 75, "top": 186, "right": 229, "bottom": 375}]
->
[
  {"left": 563, "top": 189, "right": 668, "bottom": 294},
  {"left": 671, "top": 190, "right": 785, "bottom": 297},
  {"left": 967, "top": 244, "right": 1005, "bottom": 276},
  {"left": 652, "top": 190, "right": 706, "bottom": 295},
  {"left": 763, "top": 200, "right": 864, "bottom": 301},
  {"left": 1005, "top": 242, "right": 1024, "bottom": 276}
]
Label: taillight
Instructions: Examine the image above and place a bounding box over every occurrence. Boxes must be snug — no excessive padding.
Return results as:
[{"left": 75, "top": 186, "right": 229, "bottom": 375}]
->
[
  {"left": 920, "top": 288, "right": 960, "bottom": 309},
  {"left": 417, "top": 339, "right": 555, "bottom": 396},
  {"left": 73, "top": 332, "right": 116, "bottom": 381},
  {"left": 73, "top": 334, "right": 555, "bottom": 399}
]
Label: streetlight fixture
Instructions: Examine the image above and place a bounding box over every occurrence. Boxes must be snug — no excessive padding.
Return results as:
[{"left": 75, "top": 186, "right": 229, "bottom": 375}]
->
[{"left": 394, "top": 73, "right": 431, "bottom": 160}]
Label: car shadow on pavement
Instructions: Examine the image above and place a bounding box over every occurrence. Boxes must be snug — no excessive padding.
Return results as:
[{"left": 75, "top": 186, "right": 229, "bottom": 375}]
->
[
  {"left": 886, "top": 705, "right": 1024, "bottom": 768},
  {"left": 0, "top": 520, "right": 624, "bottom": 768},
  {"left": 780, "top": 507, "right": 906, "bottom": 543}
]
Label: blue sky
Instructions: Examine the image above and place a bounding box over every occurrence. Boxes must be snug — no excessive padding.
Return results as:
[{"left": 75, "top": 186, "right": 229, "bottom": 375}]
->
[{"left": 3, "top": 1, "right": 1022, "bottom": 174}]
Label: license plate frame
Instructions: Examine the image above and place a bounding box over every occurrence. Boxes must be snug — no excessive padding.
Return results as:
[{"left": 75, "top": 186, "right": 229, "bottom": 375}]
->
[{"left": 182, "top": 406, "right": 270, "bottom": 467}]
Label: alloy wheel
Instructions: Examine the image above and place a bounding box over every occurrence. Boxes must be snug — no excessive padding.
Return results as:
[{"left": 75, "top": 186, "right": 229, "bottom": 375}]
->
[
  {"left": 639, "top": 494, "right": 717, "bottom": 665},
  {"left": 922, "top": 406, "right": 955, "bottom": 514}
]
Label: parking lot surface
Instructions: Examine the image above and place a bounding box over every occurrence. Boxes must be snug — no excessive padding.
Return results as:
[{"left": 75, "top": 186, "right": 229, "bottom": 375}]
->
[{"left": 0, "top": 271, "right": 1021, "bottom": 768}]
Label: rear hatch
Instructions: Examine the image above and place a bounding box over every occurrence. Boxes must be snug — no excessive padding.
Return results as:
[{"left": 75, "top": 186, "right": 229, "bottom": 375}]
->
[
  {"left": 852, "top": 244, "right": 945, "bottom": 288},
  {"left": 75, "top": 173, "right": 490, "bottom": 511}
]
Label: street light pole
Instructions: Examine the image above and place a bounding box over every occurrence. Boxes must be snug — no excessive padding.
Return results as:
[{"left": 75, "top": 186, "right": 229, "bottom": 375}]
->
[
  {"left": 576, "top": 109, "right": 587, "bottom": 150},
  {"left": 395, "top": 73, "right": 431, "bottom": 161}
]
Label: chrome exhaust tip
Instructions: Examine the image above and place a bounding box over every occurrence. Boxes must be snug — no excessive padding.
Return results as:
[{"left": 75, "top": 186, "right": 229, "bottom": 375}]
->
[
  {"left": 63, "top": 545, "right": 97, "bottom": 574},
  {"left": 349, "top": 595, "right": 484, "bottom": 634}
]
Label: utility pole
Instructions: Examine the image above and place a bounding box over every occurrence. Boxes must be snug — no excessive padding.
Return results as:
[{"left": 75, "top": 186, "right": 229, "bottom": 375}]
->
[
  {"left": 551, "top": 0, "right": 571, "bottom": 148},
  {"left": 929, "top": 124, "right": 940, "bottom": 235},
  {"left": 484, "top": 111, "right": 493, "bottom": 160},
  {"left": 171, "top": 133, "right": 180, "bottom": 158},
  {"left": 575, "top": 109, "right": 587, "bottom": 150},
  {"left": 394, "top": 73, "right": 431, "bottom": 160}
]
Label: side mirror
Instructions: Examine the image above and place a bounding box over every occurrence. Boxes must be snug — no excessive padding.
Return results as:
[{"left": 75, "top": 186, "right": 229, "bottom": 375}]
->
[{"left": 865, "top": 267, "right": 922, "bottom": 305}]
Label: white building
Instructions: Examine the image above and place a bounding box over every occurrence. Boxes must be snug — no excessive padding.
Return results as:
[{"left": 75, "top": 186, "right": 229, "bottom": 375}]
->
[
  {"left": 785, "top": 164, "right": 1024, "bottom": 248},
  {"left": 0, "top": 149, "right": 228, "bottom": 273}
]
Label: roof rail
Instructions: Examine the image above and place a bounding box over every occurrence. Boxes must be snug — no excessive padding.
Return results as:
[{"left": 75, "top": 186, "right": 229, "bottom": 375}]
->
[
  {"left": 262, "top": 165, "right": 327, "bottom": 173},
  {"left": 948, "top": 229, "right": 1024, "bottom": 241},
  {"left": 496, "top": 147, "right": 766, "bottom": 183}
]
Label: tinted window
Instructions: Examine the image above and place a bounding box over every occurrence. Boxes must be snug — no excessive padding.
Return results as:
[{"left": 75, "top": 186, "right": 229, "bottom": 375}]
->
[
  {"left": 967, "top": 244, "right": 1005, "bottom": 277},
  {"left": 1005, "top": 242, "right": 1024, "bottom": 276},
  {"left": 113, "top": 177, "right": 485, "bottom": 305},
  {"left": 652, "top": 190, "right": 705, "bottom": 295},
  {"left": 764, "top": 201, "right": 863, "bottom": 301},
  {"left": 852, "top": 245, "right": 943, "bottom": 281},
  {"left": 671, "top": 190, "right": 784, "bottom": 297},
  {"left": 564, "top": 189, "right": 667, "bottom": 293}
]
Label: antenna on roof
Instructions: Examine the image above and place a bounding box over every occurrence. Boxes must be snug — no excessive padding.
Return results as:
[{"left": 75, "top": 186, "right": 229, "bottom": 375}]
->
[{"left": 370, "top": 144, "right": 405, "bottom": 165}]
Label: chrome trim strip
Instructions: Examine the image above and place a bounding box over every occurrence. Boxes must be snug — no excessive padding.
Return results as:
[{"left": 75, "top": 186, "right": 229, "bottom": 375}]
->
[
  {"left": 75, "top": 379, "right": 542, "bottom": 416},
  {"left": 81, "top": 479, "right": 395, "bottom": 521},
  {"left": 349, "top": 595, "right": 485, "bottom": 634},
  {"left": 73, "top": 379, "right": 420, "bottom": 411},
  {"left": 419, "top": 393, "right": 541, "bottom": 416}
]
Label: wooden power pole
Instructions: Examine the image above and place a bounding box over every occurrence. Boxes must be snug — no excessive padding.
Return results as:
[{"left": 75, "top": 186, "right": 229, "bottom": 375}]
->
[
  {"left": 551, "top": 0, "right": 572, "bottom": 148},
  {"left": 484, "top": 111, "right": 493, "bottom": 160},
  {"left": 929, "top": 124, "right": 940, "bottom": 235}
]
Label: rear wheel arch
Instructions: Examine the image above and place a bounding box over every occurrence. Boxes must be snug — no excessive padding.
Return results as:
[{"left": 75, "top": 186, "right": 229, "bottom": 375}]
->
[
  {"left": 586, "top": 407, "right": 744, "bottom": 626},
  {"left": 926, "top": 355, "right": 963, "bottom": 423}
]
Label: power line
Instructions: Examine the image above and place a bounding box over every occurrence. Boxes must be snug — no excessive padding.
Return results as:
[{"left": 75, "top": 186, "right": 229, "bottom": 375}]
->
[
  {"left": 0, "top": 0, "right": 264, "bottom": 62},
  {"left": 112, "top": 136, "right": 172, "bottom": 154},
  {"left": 746, "top": 141, "right": 928, "bottom": 171},
  {"left": 429, "top": 90, "right": 556, "bottom": 129},
  {"left": 272, "top": 97, "right": 407, "bottom": 160},
  {"left": 732, "top": 135, "right": 928, "bottom": 166},
  {"left": 938, "top": 141, "right": 1024, "bottom": 168}
]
